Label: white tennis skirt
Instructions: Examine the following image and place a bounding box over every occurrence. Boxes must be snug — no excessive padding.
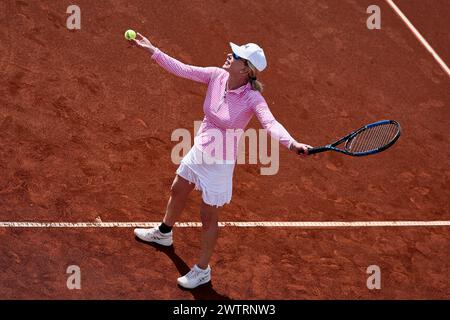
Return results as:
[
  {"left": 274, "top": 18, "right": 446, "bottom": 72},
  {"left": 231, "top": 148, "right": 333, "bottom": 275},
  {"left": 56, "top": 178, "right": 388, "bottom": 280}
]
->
[{"left": 176, "top": 145, "right": 236, "bottom": 207}]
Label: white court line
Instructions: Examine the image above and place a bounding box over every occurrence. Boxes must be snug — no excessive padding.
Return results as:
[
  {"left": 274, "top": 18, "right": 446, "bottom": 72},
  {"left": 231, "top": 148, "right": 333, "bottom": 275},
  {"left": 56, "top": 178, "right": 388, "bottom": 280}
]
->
[
  {"left": 0, "top": 221, "right": 449, "bottom": 228},
  {"left": 386, "top": 0, "right": 450, "bottom": 76}
]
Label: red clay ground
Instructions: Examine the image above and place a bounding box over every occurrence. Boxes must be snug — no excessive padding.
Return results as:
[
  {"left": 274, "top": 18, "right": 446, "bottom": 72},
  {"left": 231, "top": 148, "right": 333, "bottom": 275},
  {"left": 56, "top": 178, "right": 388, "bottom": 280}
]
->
[
  {"left": 396, "top": 0, "right": 450, "bottom": 64},
  {"left": 1, "top": 227, "right": 449, "bottom": 299},
  {"left": 0, "top": 0, "right": 449, "bottom": 299}
]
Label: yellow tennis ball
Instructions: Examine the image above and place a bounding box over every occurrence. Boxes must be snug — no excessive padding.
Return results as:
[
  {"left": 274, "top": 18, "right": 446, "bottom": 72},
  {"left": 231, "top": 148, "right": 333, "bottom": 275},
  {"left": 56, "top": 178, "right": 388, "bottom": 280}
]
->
[{"left": 124, "top": 29, "right": 136, "bottom": 40}]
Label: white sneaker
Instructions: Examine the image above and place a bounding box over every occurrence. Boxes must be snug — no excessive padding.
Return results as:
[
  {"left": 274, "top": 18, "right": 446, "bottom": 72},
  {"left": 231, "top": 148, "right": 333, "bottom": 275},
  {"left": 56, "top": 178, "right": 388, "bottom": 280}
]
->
[
  {"left": 134, "top": 227, "right": 173, "bottom": 246},
  {"left": 177, "top": 264, "right": 211, "bottom": 289}
]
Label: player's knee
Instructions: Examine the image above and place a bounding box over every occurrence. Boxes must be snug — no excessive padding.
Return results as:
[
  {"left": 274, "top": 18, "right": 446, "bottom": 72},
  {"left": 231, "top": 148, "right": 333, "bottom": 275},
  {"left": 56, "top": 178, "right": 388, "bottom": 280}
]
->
[
  {"left": 170, "top": 182, "right": 182, "bottom": 198},
  {"left": 170, "top": 178, "right": 190, "bottom": 198}
]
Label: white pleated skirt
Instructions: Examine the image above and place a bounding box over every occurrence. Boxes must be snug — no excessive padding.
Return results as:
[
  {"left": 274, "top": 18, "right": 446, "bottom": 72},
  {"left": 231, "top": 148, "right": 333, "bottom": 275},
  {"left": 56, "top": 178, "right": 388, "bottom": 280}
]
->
[{"left": 176, "top": 145, "right": 236, "bottom": 207}]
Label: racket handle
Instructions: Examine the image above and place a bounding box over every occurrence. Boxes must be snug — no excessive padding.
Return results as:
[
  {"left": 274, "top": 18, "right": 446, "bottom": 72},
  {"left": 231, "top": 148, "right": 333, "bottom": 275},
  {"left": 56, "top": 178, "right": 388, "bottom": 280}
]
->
[{"left": 298, "top": 146, "right": 329, "bottom": 155}]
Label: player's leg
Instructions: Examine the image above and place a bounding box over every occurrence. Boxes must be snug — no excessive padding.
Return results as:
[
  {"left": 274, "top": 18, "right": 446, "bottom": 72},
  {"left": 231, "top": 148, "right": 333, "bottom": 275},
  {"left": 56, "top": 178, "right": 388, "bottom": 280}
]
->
[
  {"left": 163, "top": 174, "right": 195, "bottom": 226},
  {"left": 177, "top": 200, "right": 219, "bottom": 289},
  {"left": 197, "top": 201, "right": 220, "bottom": 269},
  {"left": 134, "top": 174, "right": 194, "bottom": 245}
]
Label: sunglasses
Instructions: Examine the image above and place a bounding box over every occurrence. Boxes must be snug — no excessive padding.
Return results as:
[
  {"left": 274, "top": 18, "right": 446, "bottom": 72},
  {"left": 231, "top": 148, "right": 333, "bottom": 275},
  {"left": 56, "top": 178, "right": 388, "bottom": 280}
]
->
[
  {"left": 232, "top": 52, "right": 248, "bottom": 66},
  {"left": 232, "top": 52, "right": 241, "bottom": 60}
]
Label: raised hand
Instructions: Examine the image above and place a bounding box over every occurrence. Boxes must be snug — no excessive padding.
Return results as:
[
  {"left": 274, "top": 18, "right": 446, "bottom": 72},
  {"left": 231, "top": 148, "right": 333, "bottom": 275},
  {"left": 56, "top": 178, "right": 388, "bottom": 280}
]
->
[{"left": 132, "top": 32, "right": 156, "bottom": 54}]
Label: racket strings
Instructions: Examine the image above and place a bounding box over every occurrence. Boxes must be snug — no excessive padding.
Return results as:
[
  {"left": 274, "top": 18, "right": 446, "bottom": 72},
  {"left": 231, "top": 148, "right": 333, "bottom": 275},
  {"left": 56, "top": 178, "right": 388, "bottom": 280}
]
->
[
  {"left": 347, "top": 123, "right": 399, "bottom": 153},
  {"left": 355, "top": 124, "right": 397, "bottom": 152},
  {"left": 365, "top": 124, "right": 395, "bottom": 151}
]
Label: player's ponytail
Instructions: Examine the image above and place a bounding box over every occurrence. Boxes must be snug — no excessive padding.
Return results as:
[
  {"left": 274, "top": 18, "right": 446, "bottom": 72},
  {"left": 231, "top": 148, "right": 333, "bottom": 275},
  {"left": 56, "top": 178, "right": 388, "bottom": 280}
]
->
[{"left": 246, "top": 61, "right": 264, "bottom": 93}]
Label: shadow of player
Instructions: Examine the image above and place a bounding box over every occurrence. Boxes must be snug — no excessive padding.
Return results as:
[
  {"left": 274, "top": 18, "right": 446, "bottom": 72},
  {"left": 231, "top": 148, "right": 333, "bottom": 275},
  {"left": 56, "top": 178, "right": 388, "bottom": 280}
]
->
[{"left": 135, "top": 237, "right": 231, "bottom": 301}]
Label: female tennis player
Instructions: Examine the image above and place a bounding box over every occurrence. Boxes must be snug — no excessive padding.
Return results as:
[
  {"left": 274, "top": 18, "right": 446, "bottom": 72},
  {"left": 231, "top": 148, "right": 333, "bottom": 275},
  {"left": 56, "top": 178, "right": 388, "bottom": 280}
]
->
[{"left": 132, "top": 33, "right": 312, "bottom": 289}]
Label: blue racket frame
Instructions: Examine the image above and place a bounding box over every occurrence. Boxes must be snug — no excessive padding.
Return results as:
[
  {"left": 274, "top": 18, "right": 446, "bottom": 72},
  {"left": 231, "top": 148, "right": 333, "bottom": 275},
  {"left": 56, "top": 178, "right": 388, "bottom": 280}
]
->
[{"left": 304, "top": 120, "right": 401, "bottom": 156}]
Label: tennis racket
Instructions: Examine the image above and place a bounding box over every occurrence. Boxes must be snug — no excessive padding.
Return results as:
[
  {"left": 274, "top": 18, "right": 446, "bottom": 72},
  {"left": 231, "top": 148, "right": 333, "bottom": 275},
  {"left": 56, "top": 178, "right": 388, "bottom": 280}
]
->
[{"left": 300, "top": 120, "right": 401, "bottom": 156}]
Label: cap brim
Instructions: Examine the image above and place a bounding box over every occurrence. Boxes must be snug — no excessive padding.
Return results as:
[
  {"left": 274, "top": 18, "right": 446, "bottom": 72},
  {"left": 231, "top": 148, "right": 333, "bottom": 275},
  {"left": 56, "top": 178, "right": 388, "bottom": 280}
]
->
[
  {"left": 229, "top": 42, "right": 267, "bottom": 71},
  {"left": 229, "top": 42, "right": 246, "bottom": 59}
]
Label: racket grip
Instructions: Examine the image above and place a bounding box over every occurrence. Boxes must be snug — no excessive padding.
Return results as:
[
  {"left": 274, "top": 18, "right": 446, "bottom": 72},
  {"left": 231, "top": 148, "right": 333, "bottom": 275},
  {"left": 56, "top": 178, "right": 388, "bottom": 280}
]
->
[{"left": 300, "top": 146, "right": 329, "bottom": 155}]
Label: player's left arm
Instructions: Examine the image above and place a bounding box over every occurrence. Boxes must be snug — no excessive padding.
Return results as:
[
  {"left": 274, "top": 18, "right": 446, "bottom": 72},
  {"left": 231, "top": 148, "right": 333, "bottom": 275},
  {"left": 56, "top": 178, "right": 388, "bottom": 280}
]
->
[{"left": 132, "top": 32, "right": 215, "bottom": 84}]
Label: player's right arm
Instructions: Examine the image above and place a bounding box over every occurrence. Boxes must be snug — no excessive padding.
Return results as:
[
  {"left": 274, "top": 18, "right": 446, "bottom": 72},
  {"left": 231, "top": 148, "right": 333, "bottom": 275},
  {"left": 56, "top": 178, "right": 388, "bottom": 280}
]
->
[{"left": 132, "top": 32, "right": 214, "bottom": 84}]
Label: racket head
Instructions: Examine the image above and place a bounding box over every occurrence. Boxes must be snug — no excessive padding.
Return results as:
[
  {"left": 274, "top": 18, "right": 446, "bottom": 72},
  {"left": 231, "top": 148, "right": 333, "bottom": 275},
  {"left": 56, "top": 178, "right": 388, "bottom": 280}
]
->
[{"left": 344, "top": 120, "right": 401, "bottom": 156}]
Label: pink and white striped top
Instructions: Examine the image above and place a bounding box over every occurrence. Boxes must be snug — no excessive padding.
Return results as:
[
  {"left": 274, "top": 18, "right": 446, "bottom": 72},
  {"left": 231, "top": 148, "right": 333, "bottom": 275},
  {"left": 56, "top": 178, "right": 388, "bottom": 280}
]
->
[{"left": 151, "top": 48, "right": 295, "bottom": 161}]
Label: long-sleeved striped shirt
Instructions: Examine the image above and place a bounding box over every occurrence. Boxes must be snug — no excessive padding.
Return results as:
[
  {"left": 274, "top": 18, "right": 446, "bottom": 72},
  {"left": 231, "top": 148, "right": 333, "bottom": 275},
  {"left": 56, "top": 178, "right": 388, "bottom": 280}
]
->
[{"left": 151, "top": 48, "right": 295, "bottom": 162}]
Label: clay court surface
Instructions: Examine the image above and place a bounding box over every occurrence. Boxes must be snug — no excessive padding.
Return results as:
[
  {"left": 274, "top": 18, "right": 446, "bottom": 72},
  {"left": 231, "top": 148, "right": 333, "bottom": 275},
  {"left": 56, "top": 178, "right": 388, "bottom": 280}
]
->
[{"left": 0, "top": 0, "right": 449, "bottom": 299}]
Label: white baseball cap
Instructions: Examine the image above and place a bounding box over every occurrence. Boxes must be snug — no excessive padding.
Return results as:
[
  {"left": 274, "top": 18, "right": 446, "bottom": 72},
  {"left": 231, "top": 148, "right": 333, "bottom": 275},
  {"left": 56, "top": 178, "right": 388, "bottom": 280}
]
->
[{"left": 229, "top": 42, "right": 267, "bottom": 72}]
